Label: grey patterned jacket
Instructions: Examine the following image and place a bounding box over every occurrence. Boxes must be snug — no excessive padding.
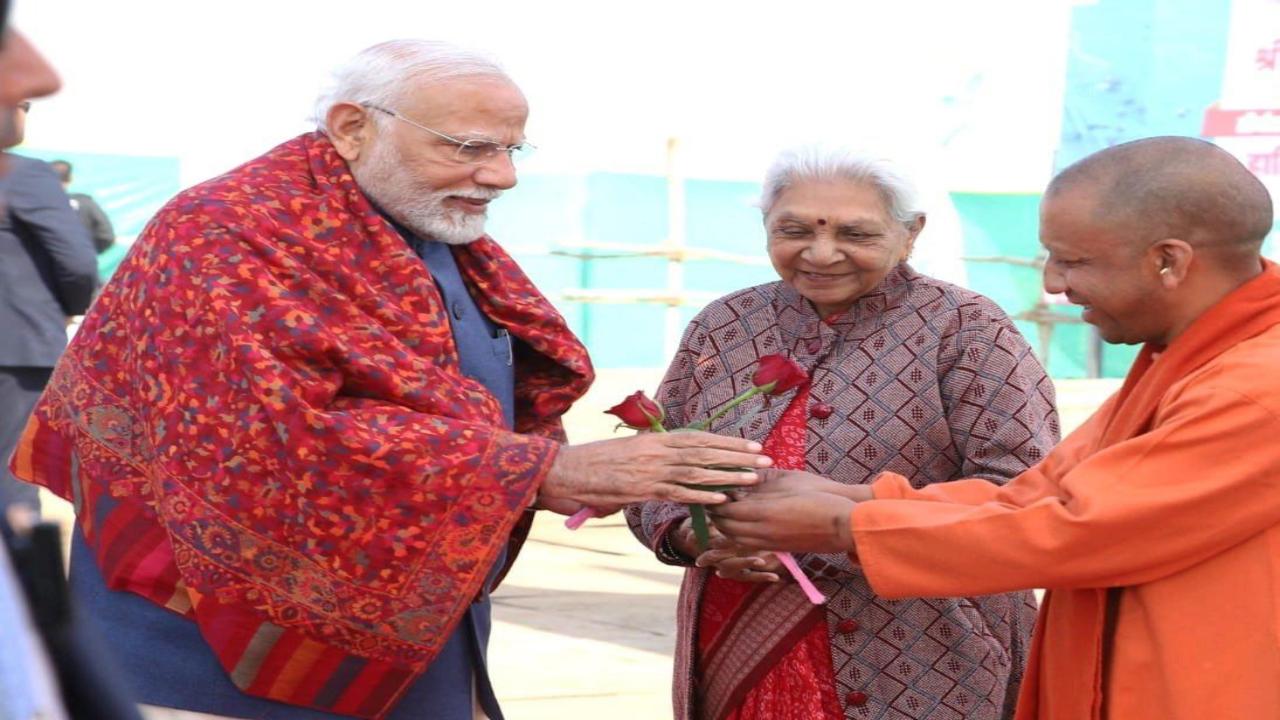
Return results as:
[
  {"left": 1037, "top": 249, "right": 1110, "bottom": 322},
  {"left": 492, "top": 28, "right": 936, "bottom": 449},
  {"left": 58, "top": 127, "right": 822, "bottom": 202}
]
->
[{"left": 626, "top": 264, "right": 1059, "bottom": 720}]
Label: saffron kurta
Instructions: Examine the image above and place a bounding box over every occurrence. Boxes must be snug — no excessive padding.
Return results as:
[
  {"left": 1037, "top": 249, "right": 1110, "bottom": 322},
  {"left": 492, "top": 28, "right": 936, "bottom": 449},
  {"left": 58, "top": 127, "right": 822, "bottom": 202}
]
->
[
  {"left": 854, "top": 262, "right": 1280, "bottom": 719},
  {"left": 628, "top": 266, "right": 1058, "bottom": 719}
]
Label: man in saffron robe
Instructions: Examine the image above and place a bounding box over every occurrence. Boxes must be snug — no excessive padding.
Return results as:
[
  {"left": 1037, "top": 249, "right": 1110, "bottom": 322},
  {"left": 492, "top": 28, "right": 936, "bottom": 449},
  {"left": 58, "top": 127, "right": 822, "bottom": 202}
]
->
[
  {"left": 7, "top": 40, "right": 767, "bottom": 720},
  {"left": 710, "top": 136, "right": 1280, "bottom": 720}
]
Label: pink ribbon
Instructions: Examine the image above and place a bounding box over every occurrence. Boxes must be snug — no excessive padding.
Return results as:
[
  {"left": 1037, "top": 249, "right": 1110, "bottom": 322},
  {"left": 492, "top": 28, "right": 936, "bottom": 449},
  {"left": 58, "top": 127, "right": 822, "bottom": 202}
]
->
[
  {"left": 566, "top": 508, "right": 824, "bottom": 605},
  {"left": 564, "top": 507, "right": 597, "bottom": 530},
  {"left": 775, "top": 551, "right": 826, "bottom": 604}
]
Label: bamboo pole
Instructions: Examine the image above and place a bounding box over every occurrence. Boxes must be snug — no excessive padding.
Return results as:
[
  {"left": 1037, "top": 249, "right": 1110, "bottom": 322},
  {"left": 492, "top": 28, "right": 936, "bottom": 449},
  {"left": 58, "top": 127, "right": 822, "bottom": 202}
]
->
[{"left": 664, "top": 136, "right": 686, "bottom": 360}]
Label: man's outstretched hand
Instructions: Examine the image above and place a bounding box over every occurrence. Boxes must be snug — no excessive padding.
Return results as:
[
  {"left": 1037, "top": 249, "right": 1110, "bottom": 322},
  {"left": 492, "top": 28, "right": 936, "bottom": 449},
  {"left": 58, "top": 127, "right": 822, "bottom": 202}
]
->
[
  {"left": 709, "top": 469, "right": 870, "bottom": 553},
  {"left": 539, "top": 431, "right": 770, "bottom": 507}
]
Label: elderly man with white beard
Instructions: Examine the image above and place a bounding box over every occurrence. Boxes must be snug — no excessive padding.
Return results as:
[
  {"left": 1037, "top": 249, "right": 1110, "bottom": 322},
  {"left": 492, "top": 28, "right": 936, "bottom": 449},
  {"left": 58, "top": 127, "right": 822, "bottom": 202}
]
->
[{"left": 9, "top": 40, "right": 768, "bottom": 720}]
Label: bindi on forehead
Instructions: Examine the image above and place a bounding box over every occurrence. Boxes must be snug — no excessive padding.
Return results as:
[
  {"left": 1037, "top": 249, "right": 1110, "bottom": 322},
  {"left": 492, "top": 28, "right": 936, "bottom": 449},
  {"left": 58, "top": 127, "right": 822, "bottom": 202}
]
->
[{"left": 816, "top": 218, "right": 827, "bottom": 226}]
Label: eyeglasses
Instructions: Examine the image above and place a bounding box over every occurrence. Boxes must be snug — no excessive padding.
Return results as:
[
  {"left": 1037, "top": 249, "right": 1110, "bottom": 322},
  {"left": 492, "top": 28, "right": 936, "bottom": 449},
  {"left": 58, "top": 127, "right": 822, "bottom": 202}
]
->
[
  {"left": 361, "top": 103, "right": 534, "bottom": 165},
  {"left": 16, "top": 101, "right": 30, "bottom": 112}
]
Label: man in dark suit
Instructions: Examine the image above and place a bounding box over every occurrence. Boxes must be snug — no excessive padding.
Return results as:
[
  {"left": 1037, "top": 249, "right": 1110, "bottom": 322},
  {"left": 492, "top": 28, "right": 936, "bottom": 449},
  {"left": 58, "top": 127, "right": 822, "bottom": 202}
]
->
[
  {"left": 49, "top": 160, "right": 115, "bottom": 254},
  {"left": 0, "top": 99, "right": 97, "bottom": 523},
  {"left": 0, "top": 11, "right": 144, "bottom": 720}
]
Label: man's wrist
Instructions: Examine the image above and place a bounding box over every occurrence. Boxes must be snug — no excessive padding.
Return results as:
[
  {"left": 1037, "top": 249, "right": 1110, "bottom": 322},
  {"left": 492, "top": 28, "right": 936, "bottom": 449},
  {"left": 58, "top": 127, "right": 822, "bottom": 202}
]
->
[
  {"left": 836, "top": 483, "right": 874, "bottom": 503},
  {"left": 541, "top": 442, "right": 571, "bottom": 499},
  {"left": 846, "top": 504, "right": 860, "bottom": 562},
  {"left": 836, "top": 500, "right": 855, "bottom": 551}
]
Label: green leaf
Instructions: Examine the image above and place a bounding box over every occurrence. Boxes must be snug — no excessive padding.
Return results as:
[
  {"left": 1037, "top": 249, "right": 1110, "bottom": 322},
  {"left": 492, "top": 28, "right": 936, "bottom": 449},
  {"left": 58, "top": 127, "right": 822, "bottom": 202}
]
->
[{"left": 689, "top": 504, "right": 711, "bottom": 553}]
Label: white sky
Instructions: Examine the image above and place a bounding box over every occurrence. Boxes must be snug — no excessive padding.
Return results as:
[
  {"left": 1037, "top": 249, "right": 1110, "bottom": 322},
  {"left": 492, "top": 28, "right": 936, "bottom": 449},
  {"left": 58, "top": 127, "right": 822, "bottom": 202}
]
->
[{"left": 15, "top": 0, "right": 1077, "bottom": 191}]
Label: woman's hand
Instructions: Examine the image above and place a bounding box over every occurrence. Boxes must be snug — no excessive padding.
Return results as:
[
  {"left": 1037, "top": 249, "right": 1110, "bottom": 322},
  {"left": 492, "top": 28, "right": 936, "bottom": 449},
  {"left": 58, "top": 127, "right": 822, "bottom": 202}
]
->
[
  {"left": 669, "top": 518, "right": 783, "bottom": 582},
  {"left": 667, "top": 516, "right": 701, "bottom": 559},
  {"left": 709, "top": 490, "right": 856, "bottom": 554},
  {"left": 695, "top": 534, "right": 785, "bottom": 583}
]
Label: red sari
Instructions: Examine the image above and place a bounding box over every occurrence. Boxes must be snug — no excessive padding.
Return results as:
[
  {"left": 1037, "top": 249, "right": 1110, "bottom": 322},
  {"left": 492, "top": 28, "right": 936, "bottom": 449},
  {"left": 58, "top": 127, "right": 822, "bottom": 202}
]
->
[{"left": 695, "top": 386, "right": 844, "bottom": 720}]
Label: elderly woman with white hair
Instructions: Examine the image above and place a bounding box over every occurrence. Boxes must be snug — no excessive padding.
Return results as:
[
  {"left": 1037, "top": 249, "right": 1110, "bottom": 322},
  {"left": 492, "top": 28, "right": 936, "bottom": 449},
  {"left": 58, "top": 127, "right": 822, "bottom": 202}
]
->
[{"left": 627, "top": 147, "right": 1058, "bottom": 720}]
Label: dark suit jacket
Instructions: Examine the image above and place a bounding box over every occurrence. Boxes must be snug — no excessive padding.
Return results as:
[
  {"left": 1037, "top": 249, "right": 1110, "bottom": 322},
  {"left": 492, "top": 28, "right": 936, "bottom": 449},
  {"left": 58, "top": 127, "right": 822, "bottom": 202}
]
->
[
  {"left": 0, "top": 155, "right": 98, "bottom": 367},
  {"left": 68, "top": 193, "right": 115, "bottom": 253}
]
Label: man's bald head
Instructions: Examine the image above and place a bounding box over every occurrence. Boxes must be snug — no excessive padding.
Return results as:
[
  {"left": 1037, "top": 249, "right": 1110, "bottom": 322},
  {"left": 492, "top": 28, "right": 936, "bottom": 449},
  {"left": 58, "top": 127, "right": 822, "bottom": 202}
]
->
[
  {"left": 1047, "top": 136, "right": 1273, "bottom": 262},
  {"left": 1040, "top": 137, "right": 1275, "bottom": 346}
]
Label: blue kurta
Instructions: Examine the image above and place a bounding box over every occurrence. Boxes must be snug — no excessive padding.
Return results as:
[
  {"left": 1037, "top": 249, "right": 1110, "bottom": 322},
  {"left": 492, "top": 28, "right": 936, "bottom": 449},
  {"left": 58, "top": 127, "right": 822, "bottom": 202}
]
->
[{"left": 69, "top": 229, "right": 518, "bottom": 720}]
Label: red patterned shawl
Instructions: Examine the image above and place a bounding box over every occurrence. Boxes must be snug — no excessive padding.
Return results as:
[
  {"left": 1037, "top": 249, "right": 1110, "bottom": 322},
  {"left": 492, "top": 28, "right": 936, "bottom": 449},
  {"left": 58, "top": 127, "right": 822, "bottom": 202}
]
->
[{"left": 9, "top": 133, "right": 593, "bottom": 718}]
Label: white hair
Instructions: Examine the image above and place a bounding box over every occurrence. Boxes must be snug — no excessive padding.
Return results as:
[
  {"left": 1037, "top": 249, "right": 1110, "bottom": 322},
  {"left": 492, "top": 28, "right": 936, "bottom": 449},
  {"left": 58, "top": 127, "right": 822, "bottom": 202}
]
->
[
  {"left": 313, "top": 39, "right": 509, "bottom": 132},
  {"left": 758, "top": 145, "right": 925, "bottom": 225}
]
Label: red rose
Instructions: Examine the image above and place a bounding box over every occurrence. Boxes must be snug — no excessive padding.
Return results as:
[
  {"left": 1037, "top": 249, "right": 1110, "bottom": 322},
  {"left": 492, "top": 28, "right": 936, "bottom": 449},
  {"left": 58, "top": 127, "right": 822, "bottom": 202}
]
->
[
  {"left": 606, "top": 391, "right": 665, "bottom": 429},
  {"left": 752, "top": 354, "right": 808, "bottom": 395}
]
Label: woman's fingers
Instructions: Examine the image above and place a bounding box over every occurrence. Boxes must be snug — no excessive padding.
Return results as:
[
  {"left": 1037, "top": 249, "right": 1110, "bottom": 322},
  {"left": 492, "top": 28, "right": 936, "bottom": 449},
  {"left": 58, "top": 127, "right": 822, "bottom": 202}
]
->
[{"left": 695, "top": 549, "right": 781, "bottom": 583}]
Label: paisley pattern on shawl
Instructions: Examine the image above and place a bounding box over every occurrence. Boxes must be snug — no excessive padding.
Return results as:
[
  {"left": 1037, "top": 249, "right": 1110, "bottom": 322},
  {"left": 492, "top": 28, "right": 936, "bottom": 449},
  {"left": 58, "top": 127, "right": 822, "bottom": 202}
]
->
[{"left": 10, "top": 133, "right": 593, "bottom": 718}]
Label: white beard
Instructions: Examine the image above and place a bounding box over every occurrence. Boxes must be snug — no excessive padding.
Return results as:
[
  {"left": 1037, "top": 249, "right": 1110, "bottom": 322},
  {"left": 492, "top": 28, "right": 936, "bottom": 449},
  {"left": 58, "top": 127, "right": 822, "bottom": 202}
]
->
[{"left": 351, "top": 136, "right": 500, "bottom": 245}]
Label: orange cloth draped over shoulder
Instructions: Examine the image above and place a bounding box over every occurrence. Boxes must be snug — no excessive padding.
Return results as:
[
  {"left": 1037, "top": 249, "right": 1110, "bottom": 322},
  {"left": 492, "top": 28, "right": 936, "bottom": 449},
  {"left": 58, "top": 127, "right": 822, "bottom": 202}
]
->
[{"left": 853, "top": 261, "right": 1280, "bottom": 720}]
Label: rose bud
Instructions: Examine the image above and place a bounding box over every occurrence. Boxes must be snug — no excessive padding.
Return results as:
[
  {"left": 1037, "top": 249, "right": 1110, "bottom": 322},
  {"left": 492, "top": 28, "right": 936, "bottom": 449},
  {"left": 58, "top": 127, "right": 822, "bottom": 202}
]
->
[
  {"left": 606, "top": 391, "right": 665, "bottom": 429},
  {"left": 752, "top": 354, "right": 808, "bottom": 395}
]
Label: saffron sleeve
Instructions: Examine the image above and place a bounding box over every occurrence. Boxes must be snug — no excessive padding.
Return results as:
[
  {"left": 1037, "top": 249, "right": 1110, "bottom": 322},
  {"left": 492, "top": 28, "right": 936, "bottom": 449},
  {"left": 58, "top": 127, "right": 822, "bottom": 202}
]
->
[{"left": 854, "top": 384, "right": 1280, "bottom": 598}]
